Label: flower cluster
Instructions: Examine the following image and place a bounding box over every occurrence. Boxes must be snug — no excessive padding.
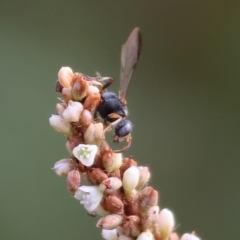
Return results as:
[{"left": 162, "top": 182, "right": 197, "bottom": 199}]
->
[{"left": 49, "top": 67, "right": 201, "bottom": 240}]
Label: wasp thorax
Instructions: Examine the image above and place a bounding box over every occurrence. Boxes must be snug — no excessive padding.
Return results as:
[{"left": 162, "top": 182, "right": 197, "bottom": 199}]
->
[{"left": 97, "top": 92, "right": 127, "bottom": 121}]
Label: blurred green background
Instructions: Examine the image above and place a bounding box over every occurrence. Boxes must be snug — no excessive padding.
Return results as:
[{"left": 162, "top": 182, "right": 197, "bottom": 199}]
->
[{"left": 0, "top": 1, "right": 239, "bottom": 239}]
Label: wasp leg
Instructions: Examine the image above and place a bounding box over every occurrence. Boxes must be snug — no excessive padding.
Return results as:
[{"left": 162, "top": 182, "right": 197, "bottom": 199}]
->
[
  {"left": 101, "top": 77, "right": 113, "bottom": 90},
  {"left": 113, "top": 135, "right": 132, "bottom": 153},
  {"left": 91, "top": 76, "right": 114, "bottom": 92}
]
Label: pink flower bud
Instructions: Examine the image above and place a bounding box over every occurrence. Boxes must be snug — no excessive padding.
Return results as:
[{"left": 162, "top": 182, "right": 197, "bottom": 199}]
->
[
  {"left": 122, "top": 215, "right": 140, "bottom": 237},
  {"left": 142, "top": 206, "right": 159, "bottom": 230},
  {"left": 52, "top": 158, "right": 76, "bottom": 176},
  {"left": 62, "top": 87, "right": 72, "bottom": 102},
  {"left": 62, "top": 100, "right": 83, "bottom": 122},
  {"left": 124, "top": 194, "right": 140, "bottom": 216},
  {"left": 81, "top": 109, "right": 93, "bottom": 125},
  {"left": 49, "top": 114, "right": 72, "bottom": 135},
  {"left": 67, "top": 169, "right": 81, "bottom": 195},
  {"left": 157, "top": 208, "right": 175, "bottom": 240},
  {"left": 58, "top": 67, "right": 74, "bottom": 88},
  {"left": 136, "top": 166, "right": 150, "bottom": 190},
  {"left": 97, "top": 214, "right": 123, "bottom": 230},
  {"left": 120, "top": 158, "right": 137, "bottom": 177},
  {"left": 123, "top": 166, "right": 139, "bottom": 195},
  {"left": 102, "top": 196, "right": 124, "bottom": 214},
  {"left": 87, "top": 168, "right": 108, "bottom": 185},
  {"left": 102, "top": 149, "right": 123, "bottom": 173},
  {"left": 84, "top": 122, "right": 104, "bottom": 145},
  {"left": 56, "top": 103, "right": 67, "bottom": 116},
  {"left": 99, "top": 177, "right": 122, "bottom": 193},
  {"left": 139, "top": 187, "right": 158, "bottom": 211}
]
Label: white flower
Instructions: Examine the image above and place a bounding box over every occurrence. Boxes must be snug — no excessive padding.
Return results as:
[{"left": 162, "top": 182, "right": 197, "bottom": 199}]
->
[
  {"left": 101, "top": 229, "right": 118, "bottom": 240},
  {"left": 74, "top": 185, "right": 103, "bottom": 212},
  {"left": 73, "top": 144, "right": 98, "bottom": 166}
]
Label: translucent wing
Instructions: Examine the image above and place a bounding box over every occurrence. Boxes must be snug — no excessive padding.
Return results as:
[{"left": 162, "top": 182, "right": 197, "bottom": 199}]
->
[{"left": 119, "top": 27, "right": 141, "bottom": 103}]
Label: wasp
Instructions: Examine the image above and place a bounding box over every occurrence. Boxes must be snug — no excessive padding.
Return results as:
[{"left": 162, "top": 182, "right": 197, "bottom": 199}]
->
[{"left": 93, "top": 28, "right": 141, "bottom": 153}]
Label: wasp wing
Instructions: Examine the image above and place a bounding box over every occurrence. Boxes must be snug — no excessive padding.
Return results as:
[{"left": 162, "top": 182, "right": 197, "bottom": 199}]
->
[{"left": 119, "top": 27, "right": 141, "bottom": 102}]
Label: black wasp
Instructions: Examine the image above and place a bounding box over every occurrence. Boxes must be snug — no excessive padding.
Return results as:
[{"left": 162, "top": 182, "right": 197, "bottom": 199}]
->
[{"left": 94, "top": 28, "right": 141, "bottom": 152}]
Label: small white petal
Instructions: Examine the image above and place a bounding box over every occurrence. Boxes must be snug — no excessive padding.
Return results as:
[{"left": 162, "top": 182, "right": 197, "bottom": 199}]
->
[
  {"left": 73, "top": 144, "right": 98, "bottom": 167},
  {"left": 74, "top": 185, "right": 103, "bottom": 212}
]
